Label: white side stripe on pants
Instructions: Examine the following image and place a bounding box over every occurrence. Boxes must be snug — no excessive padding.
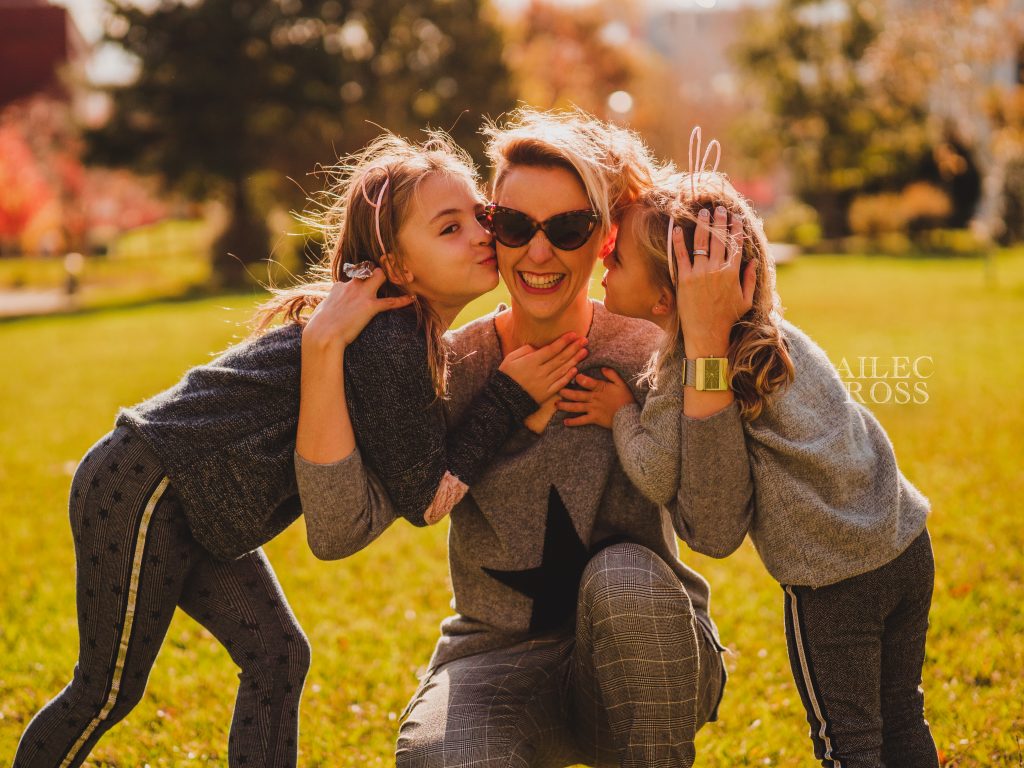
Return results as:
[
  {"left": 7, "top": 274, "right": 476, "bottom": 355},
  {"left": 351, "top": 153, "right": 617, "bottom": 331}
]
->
[
  {"left": 785, "top": 585, "right": 842, "bottom": 768},
  {"left": 59, "top": 476, "right": 170, "bottom": 768}
]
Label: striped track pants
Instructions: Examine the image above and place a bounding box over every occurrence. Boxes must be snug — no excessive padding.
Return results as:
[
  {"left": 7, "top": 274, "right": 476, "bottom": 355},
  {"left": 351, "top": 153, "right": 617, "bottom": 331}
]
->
[
  {"left": 783, "top": 529, "right": 939, "bottom": 768},
  {"left": 14, "top": 426, "right": 310, "bottom": 767}
]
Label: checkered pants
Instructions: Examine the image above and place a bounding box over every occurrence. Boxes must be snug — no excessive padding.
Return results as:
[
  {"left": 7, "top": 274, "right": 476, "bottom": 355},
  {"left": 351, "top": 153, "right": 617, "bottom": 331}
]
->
[
  {"left": 14, "top": 427, "right": 310, "bottom": 767},
  {"left": 397, "top": 542, "right": 724, "bottom": 767}
]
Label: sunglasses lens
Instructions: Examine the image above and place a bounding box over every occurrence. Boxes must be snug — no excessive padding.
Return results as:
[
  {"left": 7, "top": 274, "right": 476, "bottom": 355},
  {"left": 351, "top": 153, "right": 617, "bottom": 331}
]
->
[
  {"left": 546, "top": 213, "right": 595, "bottom": 250},
  {"left": 490, "top": 210, "right": 535, "bottom": 247}
]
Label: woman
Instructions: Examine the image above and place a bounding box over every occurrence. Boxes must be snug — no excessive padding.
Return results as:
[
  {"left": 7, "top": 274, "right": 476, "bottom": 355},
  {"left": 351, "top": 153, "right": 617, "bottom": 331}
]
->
[{"left": 298, "top": 108, "right": 754, "bottom": 768}]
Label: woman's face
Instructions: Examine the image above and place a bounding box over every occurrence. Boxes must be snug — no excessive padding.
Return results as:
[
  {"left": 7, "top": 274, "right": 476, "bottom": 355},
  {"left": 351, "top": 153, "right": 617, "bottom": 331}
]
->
[
  {"left": 395, "top": 173, "right": 498, "bottom": 316},
  {"left": 493, "top": 165, "right": 604, "bottom": 324}
]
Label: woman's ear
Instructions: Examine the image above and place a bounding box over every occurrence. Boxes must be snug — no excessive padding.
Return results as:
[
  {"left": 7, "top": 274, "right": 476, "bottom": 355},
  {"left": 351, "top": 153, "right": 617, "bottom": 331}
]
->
[
  {"left": 651, "top": 285, "right": 675, "bottom": 317},
  {"left": 380, "top": 254, "right": 414, "bottom": 285}
]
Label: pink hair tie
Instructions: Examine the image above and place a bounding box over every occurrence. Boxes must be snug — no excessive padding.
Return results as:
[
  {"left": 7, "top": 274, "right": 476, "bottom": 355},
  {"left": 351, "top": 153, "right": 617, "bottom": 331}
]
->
[
  {"left": 687, "top": 126, "right": 721, "bottom": 199},
  {"left": 360, "top": 170, "right": 390, "bottom": 257}
]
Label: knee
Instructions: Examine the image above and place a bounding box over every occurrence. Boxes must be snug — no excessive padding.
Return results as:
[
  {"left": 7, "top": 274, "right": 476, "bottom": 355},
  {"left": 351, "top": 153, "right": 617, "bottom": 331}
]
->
[
  {"left": 240, "top": 625, "right": 311, "bottom": 685},
  {"left": 397, "top": 718, "right": 529, "bottom": 768},
  {"left": 579, "top": 543, "right": 685, "bottom": 617}
]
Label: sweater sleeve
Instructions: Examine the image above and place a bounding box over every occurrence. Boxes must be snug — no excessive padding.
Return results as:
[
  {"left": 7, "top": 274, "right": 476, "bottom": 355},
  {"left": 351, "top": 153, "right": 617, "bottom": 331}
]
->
[
  {"left": 611, "top": 356, "right": 754, "bottom": 558},
  {"left": 340, "top": 312, "right": 537, "bottom": 528},
  {"left": 296, "top": 449, "right": 399, "bottom": 560}
]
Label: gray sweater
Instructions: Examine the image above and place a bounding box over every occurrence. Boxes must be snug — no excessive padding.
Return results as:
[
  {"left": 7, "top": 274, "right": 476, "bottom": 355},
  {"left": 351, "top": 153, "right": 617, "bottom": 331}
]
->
[
  {"left": 611, "top": 319, "right": 930, "bottom": 588},
  {"left": 297, "top": 302, "right": 754, "bottom": 668},
  {"left": 116, "top": 309, "right": 536, "bottom": 560}
]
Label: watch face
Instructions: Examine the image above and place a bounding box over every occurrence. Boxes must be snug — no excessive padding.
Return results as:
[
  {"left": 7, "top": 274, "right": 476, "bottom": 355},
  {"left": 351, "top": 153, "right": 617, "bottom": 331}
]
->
[{"left": 702, "top": 358, "right": 725, "bottom": 390}]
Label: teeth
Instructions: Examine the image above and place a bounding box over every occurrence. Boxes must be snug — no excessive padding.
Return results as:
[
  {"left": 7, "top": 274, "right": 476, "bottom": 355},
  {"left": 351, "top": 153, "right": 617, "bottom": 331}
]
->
[{"left": 519, "top": 272, "right": 564, "bottom": 289}]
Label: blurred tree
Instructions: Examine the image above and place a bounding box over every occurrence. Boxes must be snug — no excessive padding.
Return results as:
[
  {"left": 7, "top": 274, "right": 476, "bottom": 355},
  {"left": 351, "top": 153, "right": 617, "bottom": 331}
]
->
[
  {"left": 735, "top": 0, "right": 933, "bottom": 239},
  {"left": 87, "top": 0, "right": 513, "bottom": 287}
]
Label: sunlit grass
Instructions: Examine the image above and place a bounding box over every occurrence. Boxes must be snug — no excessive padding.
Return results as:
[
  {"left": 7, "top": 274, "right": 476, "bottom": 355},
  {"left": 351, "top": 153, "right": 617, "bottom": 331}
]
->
[{"left": 1, "top": 251, "right": 1022, "bottom": 765}]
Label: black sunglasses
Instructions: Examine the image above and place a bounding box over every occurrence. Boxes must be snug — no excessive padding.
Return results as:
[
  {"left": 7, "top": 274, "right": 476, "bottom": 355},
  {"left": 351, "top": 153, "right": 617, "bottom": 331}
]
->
[{"left": 478, "top": 204, "right": 600, "bottom": 251}]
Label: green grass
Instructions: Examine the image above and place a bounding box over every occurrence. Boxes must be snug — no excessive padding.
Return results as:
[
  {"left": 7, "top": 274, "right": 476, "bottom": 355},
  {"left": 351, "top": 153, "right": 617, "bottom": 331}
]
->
[{"left": 1, "top": 252, "right": 1022, "bottom": 766}]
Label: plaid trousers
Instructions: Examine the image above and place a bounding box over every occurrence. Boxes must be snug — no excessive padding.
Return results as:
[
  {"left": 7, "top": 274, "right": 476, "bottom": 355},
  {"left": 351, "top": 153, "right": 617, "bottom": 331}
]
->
[{"left": 397, "top": 542, "right": 725, "bottom": 767}]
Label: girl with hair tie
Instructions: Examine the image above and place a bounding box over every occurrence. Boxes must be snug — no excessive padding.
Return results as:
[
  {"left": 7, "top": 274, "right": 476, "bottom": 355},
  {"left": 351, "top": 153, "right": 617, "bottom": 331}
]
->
[
  {"left": 14, "top": 131, "right": 583, "bottom": 768},
  {"left": 561, "top": 133, "right": 938, "bottom": 768}
]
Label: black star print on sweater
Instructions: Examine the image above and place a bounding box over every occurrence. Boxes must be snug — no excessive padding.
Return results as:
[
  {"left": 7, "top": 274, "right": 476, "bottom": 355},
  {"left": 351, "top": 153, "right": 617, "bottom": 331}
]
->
[{"left": 482, "top": 486, "right": 591, "bottom": 634}]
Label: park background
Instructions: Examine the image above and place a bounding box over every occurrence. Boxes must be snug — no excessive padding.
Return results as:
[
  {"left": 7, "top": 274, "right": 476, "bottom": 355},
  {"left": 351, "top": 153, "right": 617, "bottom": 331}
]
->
[{"left": 1, "top": 0, "right": 1022, "bottom": 764}]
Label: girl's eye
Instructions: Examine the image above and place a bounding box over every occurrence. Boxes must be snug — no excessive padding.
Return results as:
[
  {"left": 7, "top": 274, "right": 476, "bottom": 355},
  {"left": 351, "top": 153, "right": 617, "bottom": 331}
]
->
[{"left": 441, "top": 223, "right": 459, "bottom": 235}]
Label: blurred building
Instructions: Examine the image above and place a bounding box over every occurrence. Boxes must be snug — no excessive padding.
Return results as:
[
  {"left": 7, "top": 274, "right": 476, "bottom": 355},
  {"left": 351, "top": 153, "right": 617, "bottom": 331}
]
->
[{"left": 0, "top": 0, "right": 88, "bottom": 107}]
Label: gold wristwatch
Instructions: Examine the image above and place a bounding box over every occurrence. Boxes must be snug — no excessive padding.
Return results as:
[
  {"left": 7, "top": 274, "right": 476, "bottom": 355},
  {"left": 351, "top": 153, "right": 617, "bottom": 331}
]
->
[{"left": 683, "top": 357, "right": 730, "bottom": 391}]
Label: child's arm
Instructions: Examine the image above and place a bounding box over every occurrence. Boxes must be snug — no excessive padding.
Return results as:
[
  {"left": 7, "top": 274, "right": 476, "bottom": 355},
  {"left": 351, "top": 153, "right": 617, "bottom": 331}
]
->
[{"left": 559, "top": 363, "right": 753, "bottom": 557}]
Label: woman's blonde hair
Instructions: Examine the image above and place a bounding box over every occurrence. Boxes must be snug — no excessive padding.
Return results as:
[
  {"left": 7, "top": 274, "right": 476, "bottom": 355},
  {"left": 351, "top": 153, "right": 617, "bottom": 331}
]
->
[
  {"left": 630, "top": 172, "right": 794, "bottom": 421},
  {"left": 254, "top": 131, "right": 481, "bottom": 396},
  {"left": 482, "top": 107, "right": 660, "bottom": 234}
]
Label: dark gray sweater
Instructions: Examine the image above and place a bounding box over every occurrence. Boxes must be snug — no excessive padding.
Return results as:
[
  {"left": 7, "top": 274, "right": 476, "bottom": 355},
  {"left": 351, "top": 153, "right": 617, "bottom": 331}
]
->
[
  {"left": 297, "top": 302, "right": 753, "bottom": 669},
  {"left": 117, "top": 308, "right": 537, "bottom": 560}
]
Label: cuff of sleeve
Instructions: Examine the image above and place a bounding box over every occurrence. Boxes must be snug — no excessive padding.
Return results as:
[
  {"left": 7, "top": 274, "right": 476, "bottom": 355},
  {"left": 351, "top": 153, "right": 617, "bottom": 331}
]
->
[
  {"left": 612, "top": 402, "right": 643, "bottom": 435},
  {"left": 680, "top": 401, "right": 747, "bottom": 482},
  {"left": 294, "top": 448, "right": 367, "bottom": 509},
  {"left": 487, "top": 370, "right": 540, "bottom": 421}
]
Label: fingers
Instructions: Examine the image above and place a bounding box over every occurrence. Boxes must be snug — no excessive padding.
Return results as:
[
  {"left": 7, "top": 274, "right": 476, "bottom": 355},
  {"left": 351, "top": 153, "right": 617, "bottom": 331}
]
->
[
  {"left": 673, "top": 226, "right": 692, "bottom": 280},
  {"left": 710, "top": 206, "right": 727, "bottom": 268},
  {"left": 556, "top": 399, "right": 590, "bottom": 414},
  {"left": 574, "top": 372, "right": 600, "bottom": 391},
  {"left": 534, "top": 331, "right": 580, "bottom": 364},
  {"left": 692, "top": 208, "right": 712, "bottom": 273},
  {"left": 367, "top": 267, "right": 388, "bottom": 289},
  {"left": 558, "top": 387, "right": 591, "bottom": 402},
  {"left": 377, "top": 295, "right": 415, "bottom": 311},
  {"left": 602, "top": 367, "right": 626, "bottom": 386},
  {"left": 505, "top": 344, "right": 536, "bottom": 363},
  {"left": 561, "top": 413, "right": 596, "bottom": 428}
]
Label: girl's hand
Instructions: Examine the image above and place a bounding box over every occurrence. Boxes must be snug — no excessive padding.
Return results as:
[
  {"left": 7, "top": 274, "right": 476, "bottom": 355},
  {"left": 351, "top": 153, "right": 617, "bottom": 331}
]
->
[
  {"left": 302, "top": 269, "right": 414, "bottom": 353},
  {"left": 499, "top": 332, "right": 589, "bottom": 404},
  {"left": 557, "top": 368, "right": 636, "bottom": 428},
  {"left": 675, "top": 207, "right": 757, "bottom": 357}
]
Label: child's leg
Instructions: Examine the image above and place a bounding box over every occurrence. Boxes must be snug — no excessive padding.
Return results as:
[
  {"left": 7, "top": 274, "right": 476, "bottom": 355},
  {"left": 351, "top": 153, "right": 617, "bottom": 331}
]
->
[
  {"left": 177, "top": 547, "right": 310, "bottom": 768},
  {"left": 880, "top": 529, "right": 939, "bottom": 768},
  {"left": 14, "top": 428, "right": 199, "bottom": 768},
  {"left": 783, "top": 581, "right": 886, "bottom": 768}
]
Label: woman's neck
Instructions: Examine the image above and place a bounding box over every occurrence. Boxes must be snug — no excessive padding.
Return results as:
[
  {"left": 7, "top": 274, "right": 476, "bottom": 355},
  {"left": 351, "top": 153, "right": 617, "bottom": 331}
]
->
[{"left": 496, "top": 293, "right": 594, "bottom": 352}]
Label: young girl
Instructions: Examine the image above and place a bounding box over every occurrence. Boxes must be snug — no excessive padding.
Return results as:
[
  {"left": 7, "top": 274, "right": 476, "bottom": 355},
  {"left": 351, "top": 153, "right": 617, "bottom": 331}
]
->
[
  {"left": 558, "top": 166, "right": 938, "bottom": 768},
  {"left": 15, "top": 133, "right": 585, "bottom": 768}
]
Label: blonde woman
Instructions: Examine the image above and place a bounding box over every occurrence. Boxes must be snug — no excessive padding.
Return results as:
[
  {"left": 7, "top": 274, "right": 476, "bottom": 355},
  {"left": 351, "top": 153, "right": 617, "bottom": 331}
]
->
[{"left": 297, "top": 109, "right": 747, "bottom": 768}]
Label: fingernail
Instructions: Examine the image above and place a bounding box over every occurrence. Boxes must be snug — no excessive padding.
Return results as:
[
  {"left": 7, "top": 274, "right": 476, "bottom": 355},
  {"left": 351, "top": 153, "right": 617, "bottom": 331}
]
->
[
  {"left": 699, "top": 209, "right": 709, "bottom": 219},
  {"left": 716, "top": 206, "right": 726, "bottom": 215},
  {"left": 673, "top": 225, "right": 682, "bottom": 236}
]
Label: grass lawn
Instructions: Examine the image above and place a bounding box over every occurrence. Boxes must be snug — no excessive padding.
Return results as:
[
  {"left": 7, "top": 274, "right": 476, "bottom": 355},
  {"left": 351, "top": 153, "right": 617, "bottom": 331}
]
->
[{"left": 1, "top": 252, "right": 1022, "bottom": 766}]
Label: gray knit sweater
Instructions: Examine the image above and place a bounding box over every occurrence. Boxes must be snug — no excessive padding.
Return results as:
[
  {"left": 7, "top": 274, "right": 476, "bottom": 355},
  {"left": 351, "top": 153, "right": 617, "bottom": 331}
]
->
[
  {"left": 116, "top": 308, "right": 537, "bottom": 560},
  {"left": 611, "top": 319, "right": 930, "bottom": 588},
  {"left": 297, "top": 302, "right": 753, "bottom": 669}
]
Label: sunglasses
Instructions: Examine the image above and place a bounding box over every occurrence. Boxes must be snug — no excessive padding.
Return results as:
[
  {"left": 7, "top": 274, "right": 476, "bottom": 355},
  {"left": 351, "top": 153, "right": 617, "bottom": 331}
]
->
[{"left": 479, "top": 204, "right": 600, "bottom": 251}]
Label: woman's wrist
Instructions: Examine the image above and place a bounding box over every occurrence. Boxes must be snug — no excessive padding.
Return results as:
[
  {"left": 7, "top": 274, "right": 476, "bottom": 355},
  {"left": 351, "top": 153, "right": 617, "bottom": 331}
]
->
[{"left": 683, "top": 331, "right": 731, "bottom": 359}]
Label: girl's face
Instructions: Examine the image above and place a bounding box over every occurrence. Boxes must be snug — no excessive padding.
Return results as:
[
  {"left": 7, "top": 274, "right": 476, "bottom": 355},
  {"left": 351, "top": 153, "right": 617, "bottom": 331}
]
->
[
  {"left": 493, "top": 165, "right": 605, "bottom": 324},
  {"left": 601, "top": 207, "right": 671, "bottom": 325},
  {"left": 395, "top": 173, "right": 498, "bottom": 317}
]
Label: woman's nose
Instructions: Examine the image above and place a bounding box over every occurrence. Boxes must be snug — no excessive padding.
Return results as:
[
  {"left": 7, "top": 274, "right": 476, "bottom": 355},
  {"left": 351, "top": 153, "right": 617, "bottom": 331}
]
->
[{"left": 525, "top": 232, "right": 555, "bottom": 264}]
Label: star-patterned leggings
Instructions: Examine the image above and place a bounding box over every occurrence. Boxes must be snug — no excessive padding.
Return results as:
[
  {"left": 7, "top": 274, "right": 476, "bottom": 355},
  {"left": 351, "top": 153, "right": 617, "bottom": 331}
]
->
[{"left": 14, "top": 427, "right": 310, "bottom": 768}]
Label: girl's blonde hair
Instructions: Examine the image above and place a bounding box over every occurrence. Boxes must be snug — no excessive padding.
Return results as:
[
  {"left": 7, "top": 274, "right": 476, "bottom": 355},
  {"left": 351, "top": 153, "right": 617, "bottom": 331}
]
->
[
  {"left": 630, "top": 172, "right": 794, "bottom": 421},
  {"left": 254, "top": 131, "right": 481, "bottom": 396},
  {"left": 482, "top": 107, "right": 659, "bottom": 234}
]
